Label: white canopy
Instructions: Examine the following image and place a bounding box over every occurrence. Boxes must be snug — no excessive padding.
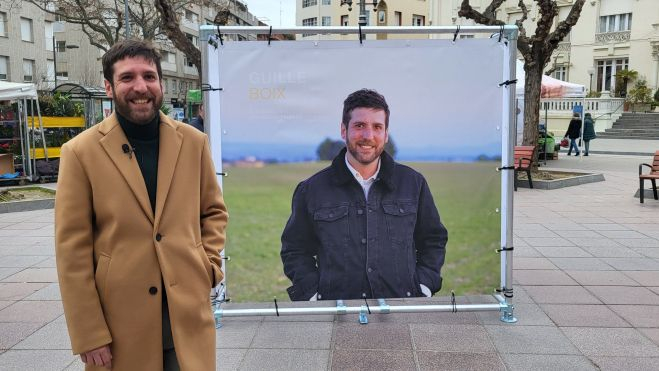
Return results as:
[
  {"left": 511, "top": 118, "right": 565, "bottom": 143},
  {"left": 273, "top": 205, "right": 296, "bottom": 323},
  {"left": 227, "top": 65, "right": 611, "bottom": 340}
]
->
[
  {"left": 515, "top": 60, "right": 586, "bottom": 98},
  {"left": 0, "top": 81, "right": 38, "bottom": 100}
]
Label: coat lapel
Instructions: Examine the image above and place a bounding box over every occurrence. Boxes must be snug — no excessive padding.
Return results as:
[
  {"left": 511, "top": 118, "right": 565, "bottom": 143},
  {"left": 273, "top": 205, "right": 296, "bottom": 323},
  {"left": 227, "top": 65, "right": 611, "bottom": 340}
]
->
[
  {"left": 98, "top": 114, "right": 154, "bottom": 223},
  {"left": 154, "top": 114, "right": 183, "bottom": 228}
]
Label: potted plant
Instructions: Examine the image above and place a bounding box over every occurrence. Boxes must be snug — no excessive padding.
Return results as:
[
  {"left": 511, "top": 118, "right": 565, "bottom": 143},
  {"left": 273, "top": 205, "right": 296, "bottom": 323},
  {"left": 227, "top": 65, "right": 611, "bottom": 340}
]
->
[{"left": 626, "top": 79, "right": 653, "bottom": 113}]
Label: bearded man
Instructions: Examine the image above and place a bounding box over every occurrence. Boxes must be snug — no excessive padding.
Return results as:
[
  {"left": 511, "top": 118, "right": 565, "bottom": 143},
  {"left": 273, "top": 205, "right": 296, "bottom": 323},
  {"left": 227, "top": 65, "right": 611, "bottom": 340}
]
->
[
  {"left": 281, "top": 88, "right": 448, "bottom": 301},
  {"left": 55, "top": 39, "right": 227, "bottom": 370}
]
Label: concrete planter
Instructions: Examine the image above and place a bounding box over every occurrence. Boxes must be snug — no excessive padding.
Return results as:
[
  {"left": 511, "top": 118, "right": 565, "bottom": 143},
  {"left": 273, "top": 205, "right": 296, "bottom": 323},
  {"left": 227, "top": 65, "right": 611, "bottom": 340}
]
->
[{"left": 517, "top": 172, "right": 605, "bottom": 190}]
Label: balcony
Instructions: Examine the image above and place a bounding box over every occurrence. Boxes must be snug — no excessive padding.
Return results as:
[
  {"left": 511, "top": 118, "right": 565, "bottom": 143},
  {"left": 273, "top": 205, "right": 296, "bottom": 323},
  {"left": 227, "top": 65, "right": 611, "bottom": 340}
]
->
[{"left": 595, "top": 31, "right": 630, "bottom": 44}]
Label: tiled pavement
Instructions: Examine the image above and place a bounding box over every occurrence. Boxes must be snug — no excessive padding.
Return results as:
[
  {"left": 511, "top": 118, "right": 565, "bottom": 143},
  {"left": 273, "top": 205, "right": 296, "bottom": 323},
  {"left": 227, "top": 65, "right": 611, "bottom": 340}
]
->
[{"left": 1, "top": 153, "right": 658, "bottom": 370}]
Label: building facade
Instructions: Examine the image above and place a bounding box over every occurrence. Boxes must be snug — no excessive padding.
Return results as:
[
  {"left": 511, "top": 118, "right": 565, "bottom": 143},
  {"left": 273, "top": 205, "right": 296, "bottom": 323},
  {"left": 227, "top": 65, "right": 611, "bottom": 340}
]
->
[{"left": 0, "top": 0, "right": 261, "bottom": 111}]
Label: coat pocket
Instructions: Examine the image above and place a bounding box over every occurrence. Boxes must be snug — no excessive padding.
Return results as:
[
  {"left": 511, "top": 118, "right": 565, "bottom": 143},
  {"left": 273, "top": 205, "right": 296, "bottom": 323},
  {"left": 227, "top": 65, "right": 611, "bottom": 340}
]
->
[
  {"left": 196, "top": 242, "right": 214, "bottom": 288},
  {"left": 382, "top": 201, "right": 418, "bottom": 243},
  {"left": 94, "top": 254, "right": 111, "bottom": 301},
  {"left": 313, "top": 205, "right": 349, "bottom": 249}
]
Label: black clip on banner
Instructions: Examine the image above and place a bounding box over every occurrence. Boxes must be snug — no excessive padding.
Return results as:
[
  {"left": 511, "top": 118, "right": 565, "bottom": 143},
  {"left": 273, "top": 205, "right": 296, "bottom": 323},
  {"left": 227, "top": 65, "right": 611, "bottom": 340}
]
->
[
  {"left": 453, "top": 25, "right": 460, "bottom": 43},
  {"left": 450, "top": 291, "right": 457, "bottom": 313},
  {"left": 363, "top": 298, "right": 371, "bottom": 314},
  {"left": 358, "top": 24, "right": 363, "bottom": 44},
  {"left": 274, "top": 297, "right": 280, "bottom": 316},
  {"left": 496, "top": 165, "right": 514, "bottom": 171},
  {"left": 496, "top": 246, "right": 514, "bottom": 253},
  {"left": 201, "top": 83, "right": 222, "bottom": 92},
  {"left": 498, "top": 79, "right": 517, "bottom": 87},
  {"left": 498, "top": 25, "right": 504, "bottom": 42},
  {"left": 268, "top": 26, "right": 273, "bottom": 46}
]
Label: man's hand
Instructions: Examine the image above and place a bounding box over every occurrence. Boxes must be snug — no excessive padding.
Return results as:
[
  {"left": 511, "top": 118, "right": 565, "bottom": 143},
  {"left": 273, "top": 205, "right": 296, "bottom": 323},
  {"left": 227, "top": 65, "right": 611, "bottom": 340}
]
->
[{"left": 81, "top": 344, "right": 112, "bottom": 369}]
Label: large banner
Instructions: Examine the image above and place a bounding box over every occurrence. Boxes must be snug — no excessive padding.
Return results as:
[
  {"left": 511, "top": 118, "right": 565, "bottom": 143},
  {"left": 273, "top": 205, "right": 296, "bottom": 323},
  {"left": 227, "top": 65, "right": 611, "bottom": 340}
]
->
[{"left": 208, "top": 38, "right": 509, "bottom": 302}]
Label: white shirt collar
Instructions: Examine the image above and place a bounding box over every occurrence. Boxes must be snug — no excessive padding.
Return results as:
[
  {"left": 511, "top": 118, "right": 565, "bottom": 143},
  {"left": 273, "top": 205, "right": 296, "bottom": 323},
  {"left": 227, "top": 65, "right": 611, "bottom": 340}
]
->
[{"left": 345, "top": 153, "right": 381, "bottom": 183}]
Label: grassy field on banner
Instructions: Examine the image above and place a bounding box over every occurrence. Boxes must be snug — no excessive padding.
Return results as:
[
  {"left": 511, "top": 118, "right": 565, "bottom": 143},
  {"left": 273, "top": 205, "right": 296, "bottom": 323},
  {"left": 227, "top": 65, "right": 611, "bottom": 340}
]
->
[{"left": 222, "top": 161, "right": 501, "bottom": 302}]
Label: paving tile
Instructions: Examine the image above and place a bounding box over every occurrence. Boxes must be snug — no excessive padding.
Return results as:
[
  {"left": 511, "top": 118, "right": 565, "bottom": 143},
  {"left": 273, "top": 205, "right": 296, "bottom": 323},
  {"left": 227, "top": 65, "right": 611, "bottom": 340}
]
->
[
  {"left": 586, "top": 286, "right": 659, "bottom": 305},
  {"left": 0, "top": 350, "right": 76, "bottom": 371},
  {"left": 554, "top": 230, "right": 603, "bottom": 238},
  {"left": 31, "top": 257, "right": 57, "bottom": 268},
  {"left": 514, "top": 223, "right": 548, "bottom": 231},
  {"left": 651, "top": 287, "right": 659, "bottom": 296},
  {"left": 609, "top": 305, "right": 659, "bottom": 328},
  {"left": 0, "top": 301, "right": 63, "bottom": 323},
  {"left": 0, "top": 256, "right": 49, "bottom": 268},
  {"left": 623, "top": 271, "right": 659, "bottom": 286},
  {"left": 411, "top": 324, "right": 495, "bottom": 353},
  {"left": 23, "top": 283, "right": 61, "bottom": 301},
  {"left": 501, "top": 354, "right": 598, "bottom": 371},
  {"left": 216, "top": 320, "right": 259, "bottom": 349},
  {"left": 331, "top": 349, "right": 412, "bottom": 371},
  {"left": 0, "top": 282, "right": 49, "bottom": 301},
  {"left": 535, "top": 246, "right": 593, "bottom": 258},
  {"left": 0, "top": 322, "right": 44, "bottom": 349},
  {"left": 633, "top": 248, "right": 659, "bottom": 259},
  {"left": 513, "top": 270, "right": 578, "bottom": 286},
  {"left": 539, "top": 304, "right": 630, "bottom": 328},
  {"left": 334, "top": 322, "right": 411, "bottom": 350},
  {"left": 63, "top": 357, "right": 85, "bottom": 370},
  {"left": 514, "top": 230, "right": 560, "bottom": 238},
  {"left": 561, "top": 327, "right": 659, "bottom": 357},
  {"left": 522, "top": 286, "right": 602, "bottom": 305},
  {"left": 513, "top": 246, "right": 542, "bottom": 257},
  {"left": 542, "top": 223, "right": 589, "bottom": 231},
  {"left": 1, "top": 268, "right": 58, "bottom": 283},
  {"left": 639, "top": 328, "right": 659, "bottom": 346},
  {"left": 597, "top": 230, "right": 648, "bottom": 239},
  {"left": 251, "top": 322, "right": 332, "bottom": 349},
  {"left": 13, "top": 319, "right": 71, "bottom": 349},
  {"left": 614, "top": 238, "right": 659, "bottom": 248},
  {"left": 548, "top": 257, "right": 614, "bottom": 271},
  {"left": 485, "top": 325, "right": 579, "bottom": 355},
  {"left": 215, "top": 348, "right": 247, "bottom": 371},
  {"left": 513, "top": 258, "right": 557, "bottom": 270},
  {"left": 0, "top": 300, "right": 13, "bottom": 311},
  {"left": 565, "top": 271, "right": 639, "bottom": 286},
  {"left": 601, "top": 257, "right": 659, "bottom": 271},
  {"left": 581, "top": 246, "right": 642, "bottom": 258},
  {"left": 0, "top": 268, "right": 21, "bottom": 281},
  {"left": 477, "top": 303, "right": 553, "bottom": 326},
  {"left": 590, "top": 356, "right": 659, "bottom": 371},
  {"left": 416, "top": 351, "right": 506, "bottom": 371},
  {"left": 522, "top": 237, "right": 574, "bottom": 247},
  {"left": 507, "top": 286, "right": 535, "bottom": 304},
  {"left": 582, "top": 224, "right": 630, "bottom": 231}
]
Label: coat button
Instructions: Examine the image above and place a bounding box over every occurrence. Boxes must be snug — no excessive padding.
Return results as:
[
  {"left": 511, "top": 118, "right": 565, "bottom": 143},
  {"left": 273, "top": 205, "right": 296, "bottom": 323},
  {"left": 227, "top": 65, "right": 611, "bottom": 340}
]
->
[
  {"left": 406, "top": 292, "right": 411, "bottom": 297},
  {"left": 361, "top": 238, "right": 367, "bottom": 244},
  {"left": 149, "top": 286, "right": 158, "bottom": 295},
  {"left": 155, "top": 233, "right": 162, "bottom": 242},
  {"left": 317, "top": 294, "right": 322, "bottom": 299},
  {"left": 367, "top": 267, "right": 373, "bottom": 273},
  {"left": 357, "top": 209, "right": 363, "bottom": 215},
  {"left": 399, "top": 208, "right": 404, "bottom": 213}
]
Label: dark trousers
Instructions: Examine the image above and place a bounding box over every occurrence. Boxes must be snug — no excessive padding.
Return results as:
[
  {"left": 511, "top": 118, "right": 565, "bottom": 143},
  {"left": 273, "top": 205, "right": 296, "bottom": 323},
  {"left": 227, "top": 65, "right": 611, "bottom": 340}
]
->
[{"left": 163, "top": 286, "right": 180, "bottom": 371}]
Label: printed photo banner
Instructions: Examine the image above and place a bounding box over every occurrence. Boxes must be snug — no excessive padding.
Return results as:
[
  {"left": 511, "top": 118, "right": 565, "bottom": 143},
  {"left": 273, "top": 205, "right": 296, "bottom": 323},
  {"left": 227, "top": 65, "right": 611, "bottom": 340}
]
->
[{"left": 208, "top": 38, "right": 510, "bottom": 302}]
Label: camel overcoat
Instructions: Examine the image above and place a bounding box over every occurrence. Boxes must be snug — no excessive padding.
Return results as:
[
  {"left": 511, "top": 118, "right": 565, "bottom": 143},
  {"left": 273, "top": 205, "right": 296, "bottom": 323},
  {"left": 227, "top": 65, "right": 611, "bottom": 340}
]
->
[{"left": 55, "top": 112, "right": 227, "bottom": 370}]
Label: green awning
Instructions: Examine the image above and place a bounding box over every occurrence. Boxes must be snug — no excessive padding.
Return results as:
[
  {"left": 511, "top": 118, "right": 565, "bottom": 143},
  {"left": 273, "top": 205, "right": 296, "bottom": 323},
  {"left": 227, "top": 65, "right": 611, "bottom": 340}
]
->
[{"left": 187, "top": 89, "right": 202, "bottom": 103}]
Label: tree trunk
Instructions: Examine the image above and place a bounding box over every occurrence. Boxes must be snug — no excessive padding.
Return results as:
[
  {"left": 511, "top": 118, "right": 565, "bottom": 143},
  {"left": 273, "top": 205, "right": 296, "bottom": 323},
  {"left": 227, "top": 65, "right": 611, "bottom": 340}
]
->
[{"left": 522, "top": 62, "right": 544, "bottom": 149}]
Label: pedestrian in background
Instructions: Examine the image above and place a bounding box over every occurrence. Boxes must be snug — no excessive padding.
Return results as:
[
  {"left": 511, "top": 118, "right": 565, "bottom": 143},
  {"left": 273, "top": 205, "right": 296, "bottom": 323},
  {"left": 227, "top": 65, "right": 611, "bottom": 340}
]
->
[
  {"left": 582, "top": 112, "right": 596, "bottom": 156},
  {"left": 564, "top": 112, "right": 582, "bottom": 156}
]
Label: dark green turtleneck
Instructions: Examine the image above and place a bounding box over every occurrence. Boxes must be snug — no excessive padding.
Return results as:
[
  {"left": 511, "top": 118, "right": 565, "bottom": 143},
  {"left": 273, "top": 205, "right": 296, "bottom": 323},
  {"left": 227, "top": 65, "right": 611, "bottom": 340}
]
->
[{"left": 116, "top": 112, "right": 159, "bottom": 212}]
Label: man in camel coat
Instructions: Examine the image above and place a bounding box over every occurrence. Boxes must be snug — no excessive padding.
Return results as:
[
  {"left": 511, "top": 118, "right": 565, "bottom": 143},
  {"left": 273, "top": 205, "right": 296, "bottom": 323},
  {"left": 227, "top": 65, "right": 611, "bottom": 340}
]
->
[{"left": 55, "top": 39, "right": 227, "bottom": 370}]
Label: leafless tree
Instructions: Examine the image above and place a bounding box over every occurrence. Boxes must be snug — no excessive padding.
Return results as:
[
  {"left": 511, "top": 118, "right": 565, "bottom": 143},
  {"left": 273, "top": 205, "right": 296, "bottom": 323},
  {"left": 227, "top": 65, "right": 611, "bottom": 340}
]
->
[{"left": 459, "top": 0, "right": 586, "bottom": 149}]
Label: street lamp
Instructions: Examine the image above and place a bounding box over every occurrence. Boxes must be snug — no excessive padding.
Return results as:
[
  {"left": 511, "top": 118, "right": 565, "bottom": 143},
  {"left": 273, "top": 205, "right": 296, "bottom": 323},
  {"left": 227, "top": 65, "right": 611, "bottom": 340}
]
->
[
  {"left": 52, "top": 37, "right": 79, "bottom": 88},
  {"left": 587, "top": 67, "right": 595, "bottom": 94},
  {"left": 340, "top": 0, "right": 379, "bottom": 27}
]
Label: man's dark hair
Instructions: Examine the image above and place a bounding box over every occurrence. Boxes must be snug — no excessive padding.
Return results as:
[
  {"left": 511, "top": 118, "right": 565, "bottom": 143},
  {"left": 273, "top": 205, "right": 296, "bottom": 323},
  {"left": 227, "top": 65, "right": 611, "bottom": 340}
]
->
[
  {"left": 102, "top": 39, "right": 162, "bottom": 85},
  {"left": 342, "top": 89, "right": 390, "bottom": 129}
]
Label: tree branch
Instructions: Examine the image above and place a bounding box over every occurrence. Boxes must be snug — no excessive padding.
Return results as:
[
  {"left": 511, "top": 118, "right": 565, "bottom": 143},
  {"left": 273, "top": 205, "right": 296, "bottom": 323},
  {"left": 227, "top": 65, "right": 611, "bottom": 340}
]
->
[{"left": 457, "top": 0, "right": 505, "bottom": 26}]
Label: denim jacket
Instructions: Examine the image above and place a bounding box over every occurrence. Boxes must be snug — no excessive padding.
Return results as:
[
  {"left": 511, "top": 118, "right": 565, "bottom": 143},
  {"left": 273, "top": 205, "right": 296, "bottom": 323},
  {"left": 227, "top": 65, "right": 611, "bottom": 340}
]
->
[{"left": 281, "top": 148, "right": 448, "bottom": 301}]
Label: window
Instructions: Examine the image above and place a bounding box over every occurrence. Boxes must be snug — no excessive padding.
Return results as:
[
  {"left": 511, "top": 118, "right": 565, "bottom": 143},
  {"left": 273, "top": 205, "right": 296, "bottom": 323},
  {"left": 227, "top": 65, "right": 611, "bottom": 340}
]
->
[
  {"left": 378, "top": 10, "right": 386, "bottom": 24},
  {"left": 596, "top": 58, "right": 628, "bottom": 92},
  {"left": 162, "top": 50, "right": 176, "bottom": 64},
  {"left": 0, "top": 56, "right": 8, "bottom": 80},
  {"left": 394, "top": 12, "right": 402, "bottom": 26},
  {"left": 553, "top": 66, "right": 567, "bottom": 81},
  {"left": 302, "top": 0, "right": 318, "bottom": 7},
  {"left": 56, "top": 71, "right": 68, "bottom": 78},
  {"left": 21, "top": 18, "right": 34, "bottom": 42},
  {"left": 47, "top": 59, "right": 54, "bottom": 83},
  {"left": 184, "top": 56, "right": 194, "bottom": 68},
  {"left": 322, "top": 16, "right": 331, "bottom": 26},
  {"left": 185, "top": 33, "right": 199, "bottom": 47},
  {"left": 172, "top": 79, "right": 177, "bottom": 92},
  {"left": 599, "top": 13, "right": 632, "bottom": 33},
  {"left": 412, "top": 14, "right": 425, "bottom": 26},
  {"left": 0, "top": 12, "right": 7, "bottom": 37},
  {"left": 163, "top": 78, "right": 168, "bottom": 94},
  {"left": 302, "top": 17, "right": 317, "bottom": 26},
  {"left": 341, "top": 15, "right": 349, "bottom": 26},
  {"left": 185, "top": 10, "right": 198, "bottom": 24},
  {"left": 322, "top": 0, "right": 331, "bottom": 4},
  {"left": 45, "top": 22, "right": 54, "bottom": 51},
  {"left": 23, "top": 59, "right": 35, "bottom": 82},
  {"left": 56, "top": 40, "right": 67, "bottom": 52}
]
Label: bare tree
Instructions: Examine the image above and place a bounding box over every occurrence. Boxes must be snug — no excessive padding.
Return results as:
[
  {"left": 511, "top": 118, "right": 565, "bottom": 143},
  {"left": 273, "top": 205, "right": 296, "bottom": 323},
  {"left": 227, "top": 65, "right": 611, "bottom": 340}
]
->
[{"left": 459, "top": 0, "right": 586, "bottom": 148}]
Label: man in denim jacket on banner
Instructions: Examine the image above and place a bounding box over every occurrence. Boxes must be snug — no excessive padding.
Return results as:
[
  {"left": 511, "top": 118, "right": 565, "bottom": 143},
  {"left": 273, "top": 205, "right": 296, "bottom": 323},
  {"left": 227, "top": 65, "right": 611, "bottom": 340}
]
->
[{"left": 281, "top": 89, "right": 448, "bottom": 301}]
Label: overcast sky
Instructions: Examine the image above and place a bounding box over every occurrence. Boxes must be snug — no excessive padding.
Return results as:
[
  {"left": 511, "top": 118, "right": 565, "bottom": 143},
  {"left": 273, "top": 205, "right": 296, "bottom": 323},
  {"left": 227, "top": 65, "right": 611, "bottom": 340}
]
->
[{"left": 244, "top": 0, "right": 296, "bottom": 27}]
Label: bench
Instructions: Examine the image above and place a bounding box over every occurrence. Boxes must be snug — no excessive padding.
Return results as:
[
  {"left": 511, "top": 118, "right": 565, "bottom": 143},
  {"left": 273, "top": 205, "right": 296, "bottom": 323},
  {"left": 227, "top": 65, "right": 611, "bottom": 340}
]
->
[
  {"left": 639, "top": 150, "right": 659, "bottom": 203},
  {"left": 514, "top": 146, "right": 535, "bottom": 191}
]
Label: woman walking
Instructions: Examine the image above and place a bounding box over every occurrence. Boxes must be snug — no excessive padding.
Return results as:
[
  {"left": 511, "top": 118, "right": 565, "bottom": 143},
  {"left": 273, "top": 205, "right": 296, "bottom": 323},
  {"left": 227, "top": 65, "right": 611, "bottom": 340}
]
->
[
  {"left": 583, "top": 113, "right": 596, "bottom": 156},
  {"left": 564, "top": 113, "right": 582, "bottom": 156}
]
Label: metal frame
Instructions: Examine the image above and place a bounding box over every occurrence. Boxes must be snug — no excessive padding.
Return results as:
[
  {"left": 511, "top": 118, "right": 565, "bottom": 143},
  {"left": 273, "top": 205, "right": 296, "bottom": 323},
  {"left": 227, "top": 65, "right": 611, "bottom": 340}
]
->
[{"left": 200, "top": 25, "right": 519, "bottom": 325}]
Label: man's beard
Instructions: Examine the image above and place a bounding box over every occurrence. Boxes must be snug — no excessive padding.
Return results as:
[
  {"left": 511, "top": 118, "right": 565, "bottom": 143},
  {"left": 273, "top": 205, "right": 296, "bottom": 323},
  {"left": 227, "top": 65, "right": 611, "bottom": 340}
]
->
[
  {"left": 345, "top": 137, "right": 384, "bottom": 166},
  {"left": 114, "top": 90, "right": 163, "bottom": 125}
]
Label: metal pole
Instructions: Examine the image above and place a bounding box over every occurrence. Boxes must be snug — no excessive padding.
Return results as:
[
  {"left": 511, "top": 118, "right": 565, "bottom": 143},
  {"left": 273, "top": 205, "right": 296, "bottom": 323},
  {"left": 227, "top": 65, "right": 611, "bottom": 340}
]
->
[
  {"left": 124, "top": 0, "right": 131, "bottom": 38},
  {"left": 53, "top": 37, "right": 57, "bottom": 88},
  {"left": 358, "top": 1, "right": 367, "bottom": 26}
]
